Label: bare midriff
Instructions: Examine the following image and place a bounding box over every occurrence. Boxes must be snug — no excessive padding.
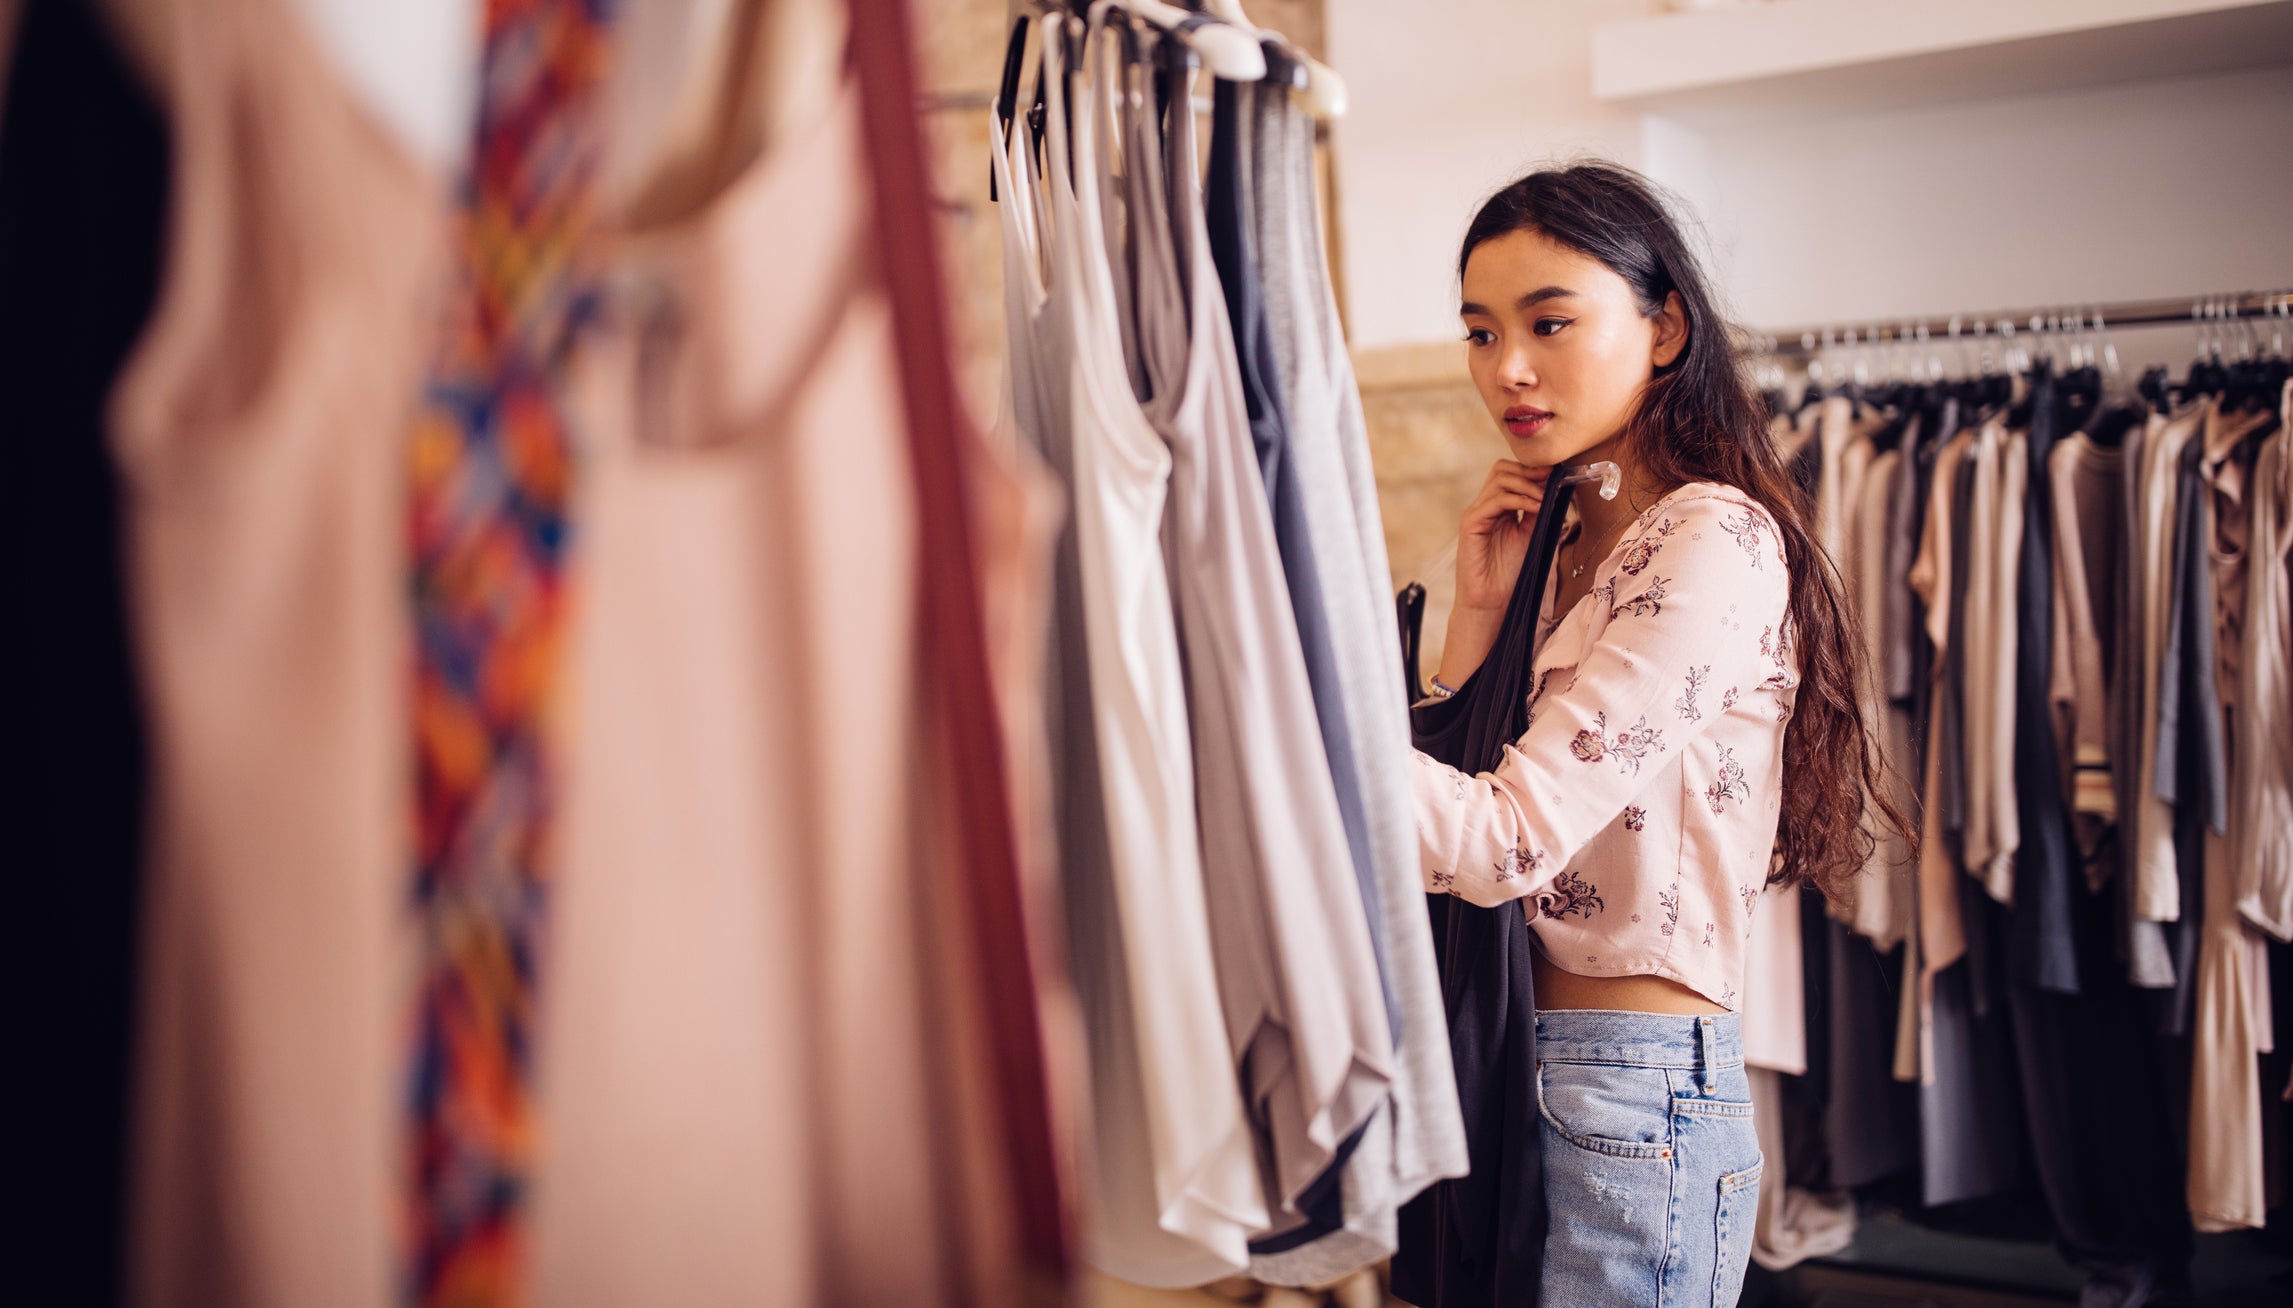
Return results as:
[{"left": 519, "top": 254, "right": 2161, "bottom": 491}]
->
[{"left": 1531, "top": 949, "right": 1728, "bottom": 1016}]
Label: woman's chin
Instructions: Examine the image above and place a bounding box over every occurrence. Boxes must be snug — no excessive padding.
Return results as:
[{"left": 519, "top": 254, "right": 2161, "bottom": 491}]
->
[{"left": 1503, "top": 430, "right": 1588, "bottom": 470}]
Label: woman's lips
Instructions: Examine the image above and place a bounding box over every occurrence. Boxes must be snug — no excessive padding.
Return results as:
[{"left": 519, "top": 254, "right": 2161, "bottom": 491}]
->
[{"left": 1504, "top": 406, "right": 1552, "bottom": 437}]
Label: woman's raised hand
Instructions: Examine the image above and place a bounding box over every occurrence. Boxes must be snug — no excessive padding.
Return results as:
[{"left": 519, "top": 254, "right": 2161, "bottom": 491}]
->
[{"left": 1455, "top": 459, "right": 1551, "bottom": 613}]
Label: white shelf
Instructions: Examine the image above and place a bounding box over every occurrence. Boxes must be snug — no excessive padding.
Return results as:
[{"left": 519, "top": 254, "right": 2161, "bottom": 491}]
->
[{"left": 1593, "top": 0, "right": 2293, "bottom": 124}]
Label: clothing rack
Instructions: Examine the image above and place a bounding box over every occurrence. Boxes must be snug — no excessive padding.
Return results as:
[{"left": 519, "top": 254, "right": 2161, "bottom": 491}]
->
[{"left": 1741, "top": 288, "right": 2293, "bottom": 359}]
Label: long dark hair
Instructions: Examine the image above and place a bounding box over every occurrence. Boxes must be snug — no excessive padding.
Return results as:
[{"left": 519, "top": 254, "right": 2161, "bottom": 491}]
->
[{"left": 1458, "top": 161, "right": 1912, "bottom": 902}]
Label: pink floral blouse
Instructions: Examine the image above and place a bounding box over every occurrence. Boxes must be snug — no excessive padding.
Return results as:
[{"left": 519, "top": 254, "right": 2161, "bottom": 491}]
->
[{"left": 1413, "top": 482, "right": 1799, "bottom": 1010}]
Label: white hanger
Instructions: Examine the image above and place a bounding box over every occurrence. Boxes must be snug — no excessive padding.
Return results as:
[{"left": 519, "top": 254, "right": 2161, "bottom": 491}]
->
[
  {"left": 1093, "top": 0, "right": 1267, "bottom": 82},
  {"left": 1200, "top": 0, "right": 1347, "bottom": 117}
]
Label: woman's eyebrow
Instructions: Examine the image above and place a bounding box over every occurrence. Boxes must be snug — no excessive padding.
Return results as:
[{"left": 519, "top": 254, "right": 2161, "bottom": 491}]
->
[{"left": 1458, "top": 285, "right": 1578, "bottom": 316}]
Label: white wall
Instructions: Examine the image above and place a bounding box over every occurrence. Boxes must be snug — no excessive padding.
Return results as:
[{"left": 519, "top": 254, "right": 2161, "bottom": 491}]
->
[
  {"left": 1329, "top": 0, "right": 2293, "bottom": 366},
  {"left": 1326, "top": 0, "right": 1653, "bottom": 350}
]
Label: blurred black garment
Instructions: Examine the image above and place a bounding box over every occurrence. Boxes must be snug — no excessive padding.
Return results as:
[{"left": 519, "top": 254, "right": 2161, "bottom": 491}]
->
[
  {"left": 0, "top": 2, "right": 170, "bottom": 1303},
  {"left": 1391, "top": 479, "right": 1583, "bottom": 1308}
]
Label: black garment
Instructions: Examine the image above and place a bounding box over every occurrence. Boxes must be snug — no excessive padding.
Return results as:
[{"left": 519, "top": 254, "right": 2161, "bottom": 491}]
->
[
  {"left": 0, "top": 3, "right": 169, "bottom": 1302},
  {"left": 2002, "top": 374, "right": 2195, "bottom": 1302},
  {"left": 1776, "top": 885, "right": 1834, "bottom": 1192},
  {"left": 1823, "top": 933, "right": 1917, "bottom": 1188},
  {"left": 1398, "top": 581, "right": 1427, "bottom": 705},
  {"left": 1390, "top": 477, "right": 1585, "bottom": 1308},
  {"left": 2003, "top": 901, "right": 2195, "bottom": 1304},
  {"left": 1940, "top": 449, "right": 1977, "bottom": 847},
  {"left": 2149, "top": 434, "right": 2227, "bottom": 1037},
  {"left": 1202, "top": 75, "right": 1397, "bottom": 1038},
  {"left": 2011, "top": 373, "right": 2083, "bottom": 996}
]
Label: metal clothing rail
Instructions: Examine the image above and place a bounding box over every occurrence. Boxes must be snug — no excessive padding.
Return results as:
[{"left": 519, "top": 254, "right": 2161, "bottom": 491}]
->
[{"left": 1742, "top": 288, "right": 2293, "bottom": 358}]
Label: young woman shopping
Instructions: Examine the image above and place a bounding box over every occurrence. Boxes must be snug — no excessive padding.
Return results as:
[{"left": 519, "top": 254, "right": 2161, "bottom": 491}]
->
[{"left": 1410, "top": 163, "right": 1907, "bottom": 1304}]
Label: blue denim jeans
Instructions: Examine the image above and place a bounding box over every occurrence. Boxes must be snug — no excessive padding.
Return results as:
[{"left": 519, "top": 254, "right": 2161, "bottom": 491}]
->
[{"left": 1535, "top": 1009, "right": 1763, "bottom": 1306}]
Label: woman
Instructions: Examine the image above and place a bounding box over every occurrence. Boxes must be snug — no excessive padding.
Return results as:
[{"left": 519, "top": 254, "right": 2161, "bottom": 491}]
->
[{"left": 1411, "top": 164, "right": 1906, "bottom": 1303}]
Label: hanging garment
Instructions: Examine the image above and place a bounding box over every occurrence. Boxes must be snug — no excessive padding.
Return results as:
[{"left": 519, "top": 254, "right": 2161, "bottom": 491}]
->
[
  {"left": 2006, "top": 372, "right": 2196, "bottom": 1301},
  {"left": 2116, "top": 413, "right": 2178, "bottom": 989},
  {"left": 1816, "top": 410, "right": 1907, "bottom": 945},
  {"left": 1746, "top": 1068, "right": 1855, "bottom": 1272},
  {"left": 1238, "top": 59, "right": 1464, "bottom": 1284},
  {"left": 1962, "top": 416, "right": 2024, "bottom": 906},
  {"left": 2235, "top": 389, "right": 2293, "bottom": 943},
  {"left": 404, "top": 1, "right": 615, "bottom": 1294},
  {"left": 2155, "top": 416, "right": 2250, "bottom": 1034},
  {"left": 2047, "top": 430, "right": 2125, "bottom": 876},
  {"left": 1849, "top": 439, "right": 1916, "bottom": 950},
  {"left": 993, "top": 22, "right": 1264, "bottom": 1286},
  {"left": 2131, "top": 402, "right": 2211, "bottom": 926},
  {"left": 1107, "top": 31, "right": 1392, "bottom": 1233},
  {"left": 2186, "top": 406, "right": 2278, "bottom": 1234},
  {"left": 0, "top": 1, "right": 167, "bottom": 1299},
  {"left": 531, "top": 45, "right": 1036, "bottom": 1285},
  {"left": 110, "top": 0, "right": 448, "bottom": 1300},
  {"left": 534, "top": 0, "right": 1066, "bottom": 1288},
  {"left": 1909, "top": 426, "right": 1976, "bottom": 984},
  {"left": 1881, "top": 402, "right": 1937, "bottom": 708},
  {"left": 1206, "top": 73, "right": 1393, "bottom": 1037},
  {"left": 2193, "top": 398, "right": 2293, "bottom": 1228},
  {"left": 1245, "top": 67, "right": 1413, "bottom": 1049},
  {"left": 1393, "top": 472, "right": 1588, "bottom": 1308},
  {"left": 2010, "top": 378, "right": 2082, "bottom": 998}
]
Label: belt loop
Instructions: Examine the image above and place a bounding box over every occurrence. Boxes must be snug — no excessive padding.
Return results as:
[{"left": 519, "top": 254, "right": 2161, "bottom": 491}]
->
[{"left": 1696, "top": 1016, "right": 1718, "bottom": 1096}]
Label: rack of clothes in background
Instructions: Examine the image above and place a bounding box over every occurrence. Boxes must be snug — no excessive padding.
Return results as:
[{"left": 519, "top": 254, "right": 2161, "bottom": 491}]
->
[
  {"left": 988, "top": 0, "right": 1472, "bottom": 1294},
  {"left": 1729, "top": 290, "right": 2293, "bottom": 1301}
]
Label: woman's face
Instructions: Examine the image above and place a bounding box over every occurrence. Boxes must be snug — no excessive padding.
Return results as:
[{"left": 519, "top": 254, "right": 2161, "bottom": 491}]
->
[{"left": 1459, "top": 227, "right": 1686, "bottom": 469}]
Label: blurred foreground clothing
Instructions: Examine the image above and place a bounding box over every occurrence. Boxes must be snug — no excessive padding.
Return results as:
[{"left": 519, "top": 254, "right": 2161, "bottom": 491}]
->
[{"left": 0, "top": 1, "right": 167, "bottom": 1301}]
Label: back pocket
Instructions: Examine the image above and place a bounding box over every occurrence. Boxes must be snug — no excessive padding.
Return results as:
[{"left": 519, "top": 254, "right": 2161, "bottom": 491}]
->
[{"left": 1711, "top": 1159, "right": 1763, "bottom": 1306}]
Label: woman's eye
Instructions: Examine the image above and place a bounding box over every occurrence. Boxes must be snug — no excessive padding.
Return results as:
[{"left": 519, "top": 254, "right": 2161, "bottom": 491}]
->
[
  {"left": 1534, "top": 317, "right": 1571, "bottom": 337},
  {"left": 1463, "top": 327, "right": 1497, "bottom": 346}
]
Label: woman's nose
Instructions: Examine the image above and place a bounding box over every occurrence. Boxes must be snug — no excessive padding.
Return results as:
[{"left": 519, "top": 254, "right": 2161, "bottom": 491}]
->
[{"left": 1498, "top": 343, "right": 1539, "bottom": 390}]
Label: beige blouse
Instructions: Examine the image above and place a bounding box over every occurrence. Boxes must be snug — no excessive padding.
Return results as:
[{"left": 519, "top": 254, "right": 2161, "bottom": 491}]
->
[{"left": 1413, "top": 483, "right": 1799, "bottom": 1011}]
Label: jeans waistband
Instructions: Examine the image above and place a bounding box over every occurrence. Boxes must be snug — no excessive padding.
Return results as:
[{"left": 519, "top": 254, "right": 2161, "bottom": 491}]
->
[{"left": 1532, "top": 1008, "right": 1743, "bottom": 1070}]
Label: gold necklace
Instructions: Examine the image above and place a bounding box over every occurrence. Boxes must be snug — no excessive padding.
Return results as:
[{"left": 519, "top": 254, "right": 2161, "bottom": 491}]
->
[{"left": 1566, "top": 513, "right": 1631, "bottom": 580}]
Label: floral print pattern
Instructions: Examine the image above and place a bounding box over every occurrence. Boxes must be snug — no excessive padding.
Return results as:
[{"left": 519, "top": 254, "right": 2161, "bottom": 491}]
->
[
  {"left": 1739, "top": 884, "right": 1760, "bottom": 914},
  {"left": 1705, "top": 744, "right": 1750, "bottom": 814},
  {"left": 1494, "top": 844, "right": 1544, "bottom": 883},
  {"left": 1721, "top": 686, "right": 1740, "bottom": 712},
  {"left": 1610, "top": 575, "right": 1669, "bottom": 620},
  {"left": 1675, "top": 664, "right": 1709, "bottom": 722},
  {"left": 1535, "top": 869, "right": 1606, "bottom": 921},
  {"left": 1719, "top": 508, "right": 1767, "bottom": 568},
  {"left": 1571, "top": 711, "right": 1665, "bottom": 777},
  {"left": 1622, "top": 804, "right": 1646, "bottom": 832},
  {"left": 1757, "top": 624, "right": 1786, "bottom": 670},
  {"left": 1619, "top": 518, "right": 1677, "bottom": 575},
  {"left": 1657, "top": 883, "right": 1681, "bottom": 936}
]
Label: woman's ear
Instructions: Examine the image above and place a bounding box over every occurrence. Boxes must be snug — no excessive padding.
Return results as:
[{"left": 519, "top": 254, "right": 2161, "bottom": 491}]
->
[{"left": 1651, "top": 291, "right": 1689, "bottom": 369}]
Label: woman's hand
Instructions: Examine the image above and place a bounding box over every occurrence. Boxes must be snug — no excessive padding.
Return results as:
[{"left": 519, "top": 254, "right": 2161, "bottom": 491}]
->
[
  {"left": 1433, "top": 460, "right": 1549, "bottom": 692},
  {"left": 1455, "top": 460, "right": 1550, "bottom": 613}
]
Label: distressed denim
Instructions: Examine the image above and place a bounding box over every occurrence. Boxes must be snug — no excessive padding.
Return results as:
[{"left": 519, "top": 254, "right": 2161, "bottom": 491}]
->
[{"left": 1535, "top": 1009, "right": 1762, "bottom": 1306}]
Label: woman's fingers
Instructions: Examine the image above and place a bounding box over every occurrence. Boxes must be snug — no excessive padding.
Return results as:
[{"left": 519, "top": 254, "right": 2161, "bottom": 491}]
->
[{"left": 1465, "top": 489, "right": 1544, "bottom": 526}]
